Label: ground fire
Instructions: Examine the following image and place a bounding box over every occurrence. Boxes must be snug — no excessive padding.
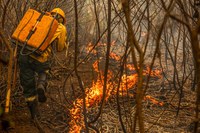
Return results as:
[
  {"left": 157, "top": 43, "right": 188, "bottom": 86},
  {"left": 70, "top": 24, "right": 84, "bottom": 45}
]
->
[{"left": 68, "top": 43, "right": 163, "bottom": 132}]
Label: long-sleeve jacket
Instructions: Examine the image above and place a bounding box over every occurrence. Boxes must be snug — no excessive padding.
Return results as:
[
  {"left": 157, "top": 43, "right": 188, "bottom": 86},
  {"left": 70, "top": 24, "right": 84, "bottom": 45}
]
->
[{"left": 30, "top": 23, "right": 67, "bottom": 62}]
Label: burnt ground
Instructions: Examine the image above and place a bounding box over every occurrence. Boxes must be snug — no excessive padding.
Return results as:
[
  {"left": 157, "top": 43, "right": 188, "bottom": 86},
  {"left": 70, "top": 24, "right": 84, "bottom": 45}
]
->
[{"left": 0, "top": 47, "right": 197, "bottom": 133}]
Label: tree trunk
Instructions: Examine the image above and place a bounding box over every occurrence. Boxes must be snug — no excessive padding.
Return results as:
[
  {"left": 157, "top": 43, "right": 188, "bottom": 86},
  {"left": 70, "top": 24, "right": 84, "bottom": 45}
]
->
[
  {"left": 190, "top": 28, "right": 200, "bottom": 133},
  {"left": 134, "top": 67, "right": 145, "bottom": 133}
]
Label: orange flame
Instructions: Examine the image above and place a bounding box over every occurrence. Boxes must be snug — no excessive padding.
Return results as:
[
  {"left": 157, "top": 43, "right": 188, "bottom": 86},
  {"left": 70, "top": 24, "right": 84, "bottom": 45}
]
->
[
  {"left": 92, "top": 60, "right": 99, "bottom": 72},
  {"left": 145, "top": 95, "right": 164, "bottom": 106},
  {"left": 126, "top": 64, "right": 136, "bottom": 71},
  {"left": 69, "top": 43, "right": 163, "bottom": 132},
  {"left": 69, "top": 61, "right": 113, "bottom": 132},
  {"left": 86, "top": 42, "right": 121, "bottom": 61},
  {"left": 109, "top": 52, "right": 121, "bottom": 61},
  {"left": 144, "top": 67, "right": 162, "bottom": 78},
  {"left": 86, "top": 42, "right": 97, "bottom": 54}
]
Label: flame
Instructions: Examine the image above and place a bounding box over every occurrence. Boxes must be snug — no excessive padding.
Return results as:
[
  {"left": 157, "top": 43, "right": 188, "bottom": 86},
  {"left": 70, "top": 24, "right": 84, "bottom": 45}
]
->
[
  {"left": 126, "top": 64, "right": 136, "bottom": 71},
  {"left": 69, "top": 43, "right": 163, "bottom": 132},
  {"left": 69, "top": 61, "right": 113, "bottom": 132},
  {"left": 85, "top": 42, "right": 121, "bottom": 61},
  {"left": 92, "top": 60, "right": 99, "bottom": 72},
  {"left": 109, "top": 52, "right": 121, "bottom": 61},
  {"left": 145, "top": 95, "right": 164, "bottom": 106},
  {"left": 86, "top": 42, "right": 97, "bottom": 54},
  {"left": 144, "top": 67, "right": 162, "bottom": 78}
]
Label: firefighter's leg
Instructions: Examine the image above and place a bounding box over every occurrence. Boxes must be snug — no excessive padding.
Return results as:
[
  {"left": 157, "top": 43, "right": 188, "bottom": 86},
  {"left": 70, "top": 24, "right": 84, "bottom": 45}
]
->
[
  {"left": 18, "top": 55, "right": 39, "bottom": 119},
  {"left": 34, "top": 60, "right": 50, "bottom": 103},
  {"left": 26, "top": 97, "right": 40, "bottom": 120},
  {"left": 37, "top": 72, "right": 47, "bottom": 103}
]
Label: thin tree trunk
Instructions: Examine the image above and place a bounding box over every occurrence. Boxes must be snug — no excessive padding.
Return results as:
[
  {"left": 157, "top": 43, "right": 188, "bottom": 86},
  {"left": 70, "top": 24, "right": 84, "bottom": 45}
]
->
[
  {"left": 88, "top": 0, "right": 112, "bottom": 126},
  {"left": 0, "top": 28, "right": 13, "bottom": 113},
  {"left": 121, "top": 0, "right": 145, "bottom": 132},
  {"left": 190, "top": 29, "right": 200, "bottom": 133},
  {"left": 73, "top": 0, "right": 89, "bottom": 132}
]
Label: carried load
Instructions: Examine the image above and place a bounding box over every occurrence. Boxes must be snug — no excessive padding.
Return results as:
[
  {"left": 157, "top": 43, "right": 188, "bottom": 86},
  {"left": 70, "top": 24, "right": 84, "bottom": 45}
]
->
[{"left": 12, "top": 9, "right": 59, "bottom": 55}]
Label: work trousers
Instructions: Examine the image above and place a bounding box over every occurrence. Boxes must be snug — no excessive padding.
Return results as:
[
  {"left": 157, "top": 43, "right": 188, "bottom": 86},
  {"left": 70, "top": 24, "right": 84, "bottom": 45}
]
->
[{"left": 18, "top": 55, "right": 49, "bottom": 99}]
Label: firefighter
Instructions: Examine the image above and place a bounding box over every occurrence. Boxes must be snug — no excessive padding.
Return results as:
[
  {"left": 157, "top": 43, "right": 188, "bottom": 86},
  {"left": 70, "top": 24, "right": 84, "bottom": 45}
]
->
[{"left": 18, "top": 8, "right": 67, "bottom": 120}]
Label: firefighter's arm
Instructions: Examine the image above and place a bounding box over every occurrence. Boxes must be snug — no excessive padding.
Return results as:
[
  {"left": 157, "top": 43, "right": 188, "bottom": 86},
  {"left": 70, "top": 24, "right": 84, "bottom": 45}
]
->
[
  {"left": 57, "top": 24, "right": 67, "bottom": 52},
  {"left": 50, "top": 23, "right": 67, "bottom": 52}
]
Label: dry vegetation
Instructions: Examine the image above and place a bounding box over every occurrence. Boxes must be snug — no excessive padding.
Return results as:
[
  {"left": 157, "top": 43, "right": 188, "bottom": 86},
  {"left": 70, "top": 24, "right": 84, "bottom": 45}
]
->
[{"left": 0, "top": 0, "right": 200, "bottom": 133}]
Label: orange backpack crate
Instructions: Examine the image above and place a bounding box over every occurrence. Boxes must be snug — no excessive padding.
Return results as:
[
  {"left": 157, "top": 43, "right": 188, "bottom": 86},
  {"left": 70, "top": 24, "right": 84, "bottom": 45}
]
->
[{"left": 12, "top": 9, "right": 58, "bottom": 55}]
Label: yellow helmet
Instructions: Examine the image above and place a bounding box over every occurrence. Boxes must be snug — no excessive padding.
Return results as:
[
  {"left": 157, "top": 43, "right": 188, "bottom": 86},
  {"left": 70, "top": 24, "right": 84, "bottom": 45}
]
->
[{"left": 51, "top": 8, "right": 66, "bottom": 23}]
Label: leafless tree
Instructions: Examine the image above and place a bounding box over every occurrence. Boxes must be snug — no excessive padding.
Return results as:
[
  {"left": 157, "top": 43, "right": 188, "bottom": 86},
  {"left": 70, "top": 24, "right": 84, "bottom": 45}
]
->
[{"left": 1, "top": 0, "right": 200, "bottom": 132}]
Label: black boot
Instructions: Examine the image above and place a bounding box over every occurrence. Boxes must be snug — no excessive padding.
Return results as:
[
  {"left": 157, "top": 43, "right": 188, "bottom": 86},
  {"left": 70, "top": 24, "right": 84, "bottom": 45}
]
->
[
  {"left": 37, "top": 84, "right": 47, "bottom": 103},
  {"left": 27, "top": 99, "right": 40, "bottom": 120}
]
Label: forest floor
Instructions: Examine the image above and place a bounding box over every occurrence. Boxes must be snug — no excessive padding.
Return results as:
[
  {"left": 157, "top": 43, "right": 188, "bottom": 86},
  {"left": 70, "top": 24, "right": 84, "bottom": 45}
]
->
[{"left": 0, "top": 47, "right": 197, "bottom": 133}]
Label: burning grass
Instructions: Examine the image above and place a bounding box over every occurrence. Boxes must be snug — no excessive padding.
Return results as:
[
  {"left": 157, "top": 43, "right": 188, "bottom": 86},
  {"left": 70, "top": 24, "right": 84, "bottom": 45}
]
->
[
  {"left": 65, "top": 42, "right": 195, "bottom": 132},
  {"left": 69, "top": 58, "right": 164, "bottom": 132}
]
